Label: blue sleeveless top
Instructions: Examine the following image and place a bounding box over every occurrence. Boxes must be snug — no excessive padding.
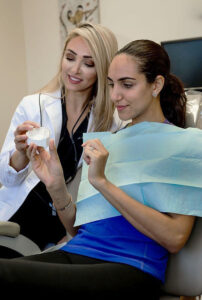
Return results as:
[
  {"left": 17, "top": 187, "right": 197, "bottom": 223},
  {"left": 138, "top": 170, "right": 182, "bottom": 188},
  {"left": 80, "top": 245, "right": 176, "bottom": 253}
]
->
[{"left": 62, "top": 215, "right": 168, "bottom": 282}]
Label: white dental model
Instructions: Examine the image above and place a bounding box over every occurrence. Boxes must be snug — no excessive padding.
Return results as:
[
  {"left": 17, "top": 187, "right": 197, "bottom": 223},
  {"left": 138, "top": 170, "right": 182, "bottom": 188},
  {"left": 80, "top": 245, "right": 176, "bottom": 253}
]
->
[{"left": 26, "top": 127, "right": 50, "bottom": 148}]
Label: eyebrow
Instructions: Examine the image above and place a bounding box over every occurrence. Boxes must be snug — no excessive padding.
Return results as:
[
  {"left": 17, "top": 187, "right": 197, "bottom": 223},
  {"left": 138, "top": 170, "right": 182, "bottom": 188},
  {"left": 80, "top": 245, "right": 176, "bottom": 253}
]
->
[
  {"left": 107, "top": 76, "right": 136, "bottom": 81},
  {"left": 66, "top": 49, "right": 93, "bottom": 59}
]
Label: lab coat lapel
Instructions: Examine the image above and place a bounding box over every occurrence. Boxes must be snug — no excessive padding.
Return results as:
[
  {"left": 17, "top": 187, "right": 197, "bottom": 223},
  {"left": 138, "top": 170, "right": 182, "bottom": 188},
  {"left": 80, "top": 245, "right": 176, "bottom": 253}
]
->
[{"left": 41, "top": 91, "right": 62, "bottom": 147}]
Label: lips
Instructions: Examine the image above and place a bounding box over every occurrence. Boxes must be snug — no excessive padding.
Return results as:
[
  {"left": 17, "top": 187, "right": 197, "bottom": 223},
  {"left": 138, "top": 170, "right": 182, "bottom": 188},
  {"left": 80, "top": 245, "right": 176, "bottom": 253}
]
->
[
  {"left": 116, "top": 105, "right": 127, "bottom": 111},
  {"left": 68, "top": 75, "right": 82, "bottom": 84}
]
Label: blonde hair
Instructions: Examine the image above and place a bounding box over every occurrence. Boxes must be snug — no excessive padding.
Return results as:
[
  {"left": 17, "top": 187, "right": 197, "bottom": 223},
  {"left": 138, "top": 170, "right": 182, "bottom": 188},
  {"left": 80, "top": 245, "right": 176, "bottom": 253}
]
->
[{"left": 39, "top": 23, "right": 118, "bottom": 131}]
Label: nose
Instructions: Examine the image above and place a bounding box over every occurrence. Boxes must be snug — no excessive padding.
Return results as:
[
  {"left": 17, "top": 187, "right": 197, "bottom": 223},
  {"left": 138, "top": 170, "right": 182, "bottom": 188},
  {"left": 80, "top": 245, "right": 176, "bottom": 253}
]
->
[
  {"left": 71, "top": 60, "right": 81, "bottom": 74},
  {"left": 110, "top": 85, "right": 122, "bottom": 103}
]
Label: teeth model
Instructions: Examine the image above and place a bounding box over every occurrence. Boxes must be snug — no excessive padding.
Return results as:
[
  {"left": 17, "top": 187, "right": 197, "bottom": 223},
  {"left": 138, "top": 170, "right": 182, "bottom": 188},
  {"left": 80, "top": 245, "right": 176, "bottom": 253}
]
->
[{"left": 26, "top": 127, "right": 50, "bottom": 148}]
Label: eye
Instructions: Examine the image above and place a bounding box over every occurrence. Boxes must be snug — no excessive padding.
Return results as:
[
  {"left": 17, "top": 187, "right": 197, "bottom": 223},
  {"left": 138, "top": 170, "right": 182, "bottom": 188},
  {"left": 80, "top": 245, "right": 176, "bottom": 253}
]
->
[
  {"left": 85, "top": 63, "right": 94, "bottom": 68},
  {"left": 66, "top": 56, "right": 74, "bottom": 61},
  {"left": 84, "top": 60, "right": 95, "bottom": 68},
  {"left": 123, "top": 82, "right": 133, "bottom": 89},
  {"left": 107, "top": 82, "right": 114, "bottom": 88},
  {"left": 65, "top": 52, "right": 75, "bottom": 61}
]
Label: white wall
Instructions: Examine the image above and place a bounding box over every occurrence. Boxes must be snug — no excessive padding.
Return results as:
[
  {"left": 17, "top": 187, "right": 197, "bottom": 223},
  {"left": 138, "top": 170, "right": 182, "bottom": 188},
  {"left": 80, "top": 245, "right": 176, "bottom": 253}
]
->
[
  {"left": 21, "top": 0, "right": 202, "bottom": 96},
  {"left": 100, "top": 0, "right": 202, "bottom": 47},
  {"left": 22, "top": 0, "right": 61, "bottom": 94},
  {"left": 0, "top": 0, "right": 27, "bottom": 149}
]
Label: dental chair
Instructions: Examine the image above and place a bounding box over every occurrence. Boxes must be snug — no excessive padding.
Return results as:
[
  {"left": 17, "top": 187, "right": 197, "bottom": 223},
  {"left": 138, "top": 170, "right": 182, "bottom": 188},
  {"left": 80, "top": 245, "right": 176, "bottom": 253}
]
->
[
  {"left": 0, "top": 167, "right": 82, "bottom": 257},
  {"left": 0, "top": 220, "right": 41, "bottom": 257},
  {"left": 160, "top": 217, "right": 202, "bottom": 299}
]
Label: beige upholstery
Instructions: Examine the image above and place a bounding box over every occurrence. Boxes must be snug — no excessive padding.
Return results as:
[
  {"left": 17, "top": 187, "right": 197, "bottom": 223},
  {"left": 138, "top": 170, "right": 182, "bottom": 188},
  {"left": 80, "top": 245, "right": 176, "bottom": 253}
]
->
[
  {"left": 0, "top": 219, "right": 41, "bottom": 256},
  {"left": 0, "top": 221, "right": 20, "bottom": 237},
  {"left": 0, "top": 233, "right": 41, "bottom": 256},
  {"left": 185, "top": 91, "right": 202, "bottom": 128},
  {"left": 160, "top": 218, "right": 202, "bottom": 299}
]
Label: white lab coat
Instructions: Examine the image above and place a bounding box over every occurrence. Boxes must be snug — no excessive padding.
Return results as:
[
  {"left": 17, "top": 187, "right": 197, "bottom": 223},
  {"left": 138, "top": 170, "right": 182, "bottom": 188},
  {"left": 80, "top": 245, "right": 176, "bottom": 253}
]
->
[{"left": 0, "top": 90, "right": 124, "bottom": 220}]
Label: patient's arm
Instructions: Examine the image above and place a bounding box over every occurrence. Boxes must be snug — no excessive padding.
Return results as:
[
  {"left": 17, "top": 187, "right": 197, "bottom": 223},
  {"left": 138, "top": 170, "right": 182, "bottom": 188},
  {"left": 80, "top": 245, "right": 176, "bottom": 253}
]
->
[
  {"left": 27, "top": 139, "right": 78, "bottom": 237},
  {"left": 93, "top": 180, "right": 195, "bottom": 253}
]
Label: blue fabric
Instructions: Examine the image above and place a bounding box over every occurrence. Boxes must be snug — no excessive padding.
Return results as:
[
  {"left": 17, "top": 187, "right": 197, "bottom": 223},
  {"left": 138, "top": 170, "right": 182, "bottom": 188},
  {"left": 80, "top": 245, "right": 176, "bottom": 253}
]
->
[
  {"left": 62, "top": 215, "right": 168, "bottom": 282},
  {"left": 75, "top": 122, "right": 202, "bottom": 226}
]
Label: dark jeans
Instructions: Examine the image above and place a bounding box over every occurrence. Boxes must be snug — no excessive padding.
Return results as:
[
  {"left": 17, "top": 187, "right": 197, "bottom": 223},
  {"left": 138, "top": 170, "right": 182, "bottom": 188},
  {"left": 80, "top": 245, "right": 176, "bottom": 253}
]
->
[{"left": 0, "top": 250, "right": 161, "bottom": 299}]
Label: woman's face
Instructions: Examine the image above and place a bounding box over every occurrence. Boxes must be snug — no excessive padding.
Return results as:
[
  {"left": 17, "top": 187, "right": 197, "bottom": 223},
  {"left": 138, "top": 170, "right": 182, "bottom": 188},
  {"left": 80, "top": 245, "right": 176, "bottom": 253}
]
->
[
  {"left": 108, "top": 54, "right": 157, "bottom": 124},
  {"left": 61, "top": 36, "right": 97, "bottom": 93}
]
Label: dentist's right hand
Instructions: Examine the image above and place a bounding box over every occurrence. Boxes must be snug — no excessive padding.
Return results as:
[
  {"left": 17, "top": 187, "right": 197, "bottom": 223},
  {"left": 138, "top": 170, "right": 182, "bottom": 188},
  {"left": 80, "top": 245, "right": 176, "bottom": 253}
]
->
[
  {"left": 10, "top": 121, "right": 40, "bottom": 171},
  {"left": 14, "top": 121, "right": 40, "bottom": 155}
]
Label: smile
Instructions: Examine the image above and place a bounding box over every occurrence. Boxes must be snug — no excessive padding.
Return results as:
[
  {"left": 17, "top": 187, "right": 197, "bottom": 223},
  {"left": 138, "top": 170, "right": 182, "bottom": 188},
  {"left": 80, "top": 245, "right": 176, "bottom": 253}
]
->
[{"left": 68, "top": 75, "right": 82, "bottom": 84}]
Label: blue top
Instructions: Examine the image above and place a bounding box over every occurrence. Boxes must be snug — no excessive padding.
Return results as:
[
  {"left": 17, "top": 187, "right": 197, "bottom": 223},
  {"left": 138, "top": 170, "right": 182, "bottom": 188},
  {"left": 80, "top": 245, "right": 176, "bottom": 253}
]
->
[{"left": 61, "top": 215, "right": 168, "bottom": 282}]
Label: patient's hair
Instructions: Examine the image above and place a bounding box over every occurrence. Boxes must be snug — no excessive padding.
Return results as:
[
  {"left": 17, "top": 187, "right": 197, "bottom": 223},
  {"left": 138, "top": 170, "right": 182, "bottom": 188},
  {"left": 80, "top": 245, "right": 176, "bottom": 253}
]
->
[{"left": 116, "top": 40, "right": 187, "bottom": 128}]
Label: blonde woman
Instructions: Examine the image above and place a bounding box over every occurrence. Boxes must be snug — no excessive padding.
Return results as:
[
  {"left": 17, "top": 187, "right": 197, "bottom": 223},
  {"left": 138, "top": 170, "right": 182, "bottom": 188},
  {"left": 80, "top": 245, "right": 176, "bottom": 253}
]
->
[{"left": 0, "top": 23, "right": 122, "bottom": 253}]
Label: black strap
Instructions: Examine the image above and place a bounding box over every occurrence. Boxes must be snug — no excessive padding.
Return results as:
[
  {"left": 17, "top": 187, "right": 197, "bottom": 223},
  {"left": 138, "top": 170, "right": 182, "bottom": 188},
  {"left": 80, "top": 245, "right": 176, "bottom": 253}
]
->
[{"left": 70, "top": 102, "right": 89, "bottom": 163}]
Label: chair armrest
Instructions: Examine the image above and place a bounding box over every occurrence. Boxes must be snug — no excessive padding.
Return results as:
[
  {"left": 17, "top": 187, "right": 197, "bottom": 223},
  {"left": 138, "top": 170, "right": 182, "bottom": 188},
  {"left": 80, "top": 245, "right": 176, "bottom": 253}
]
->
[
  {"left": 162, "top": 217, "right": 202, "bottom": 296},
  {"left": 0, "top": 221, "right": 20, "bottom": 237},
  {"left": 0, "top": 221, "right": 41, "bottom": 256},
  {"left": 0, "top": 234, "right": 41, "bottom": 256}
]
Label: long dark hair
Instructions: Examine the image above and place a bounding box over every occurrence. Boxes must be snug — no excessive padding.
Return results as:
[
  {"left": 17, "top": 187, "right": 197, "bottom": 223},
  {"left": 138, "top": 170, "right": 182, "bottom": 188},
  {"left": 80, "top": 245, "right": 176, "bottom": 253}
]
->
[{"left": 116, "top": 40, "right": 187, "bottom": 128}]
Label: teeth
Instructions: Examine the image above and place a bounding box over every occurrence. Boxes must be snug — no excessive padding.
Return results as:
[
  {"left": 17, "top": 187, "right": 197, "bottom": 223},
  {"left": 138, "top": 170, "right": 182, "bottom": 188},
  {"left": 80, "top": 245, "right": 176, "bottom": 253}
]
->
[{"left": 70, "top": 76, "right": 81, "bottom": 82}]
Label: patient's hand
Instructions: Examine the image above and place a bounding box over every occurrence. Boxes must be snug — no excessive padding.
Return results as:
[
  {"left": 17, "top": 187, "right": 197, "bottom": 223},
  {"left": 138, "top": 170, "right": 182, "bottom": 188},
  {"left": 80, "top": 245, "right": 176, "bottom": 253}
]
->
[
  {"left": 82, "top": 138, "right": 109, "bottom": 188},
  {"left": 27, "top": 139, "right": 65, "bottom": 189}
]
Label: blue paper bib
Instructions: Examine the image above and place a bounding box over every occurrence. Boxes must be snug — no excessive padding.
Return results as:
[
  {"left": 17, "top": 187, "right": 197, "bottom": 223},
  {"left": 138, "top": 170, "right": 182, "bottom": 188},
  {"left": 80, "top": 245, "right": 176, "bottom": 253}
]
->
[{"left": 75, "top": 122, "right": 202, "bottom": 226}]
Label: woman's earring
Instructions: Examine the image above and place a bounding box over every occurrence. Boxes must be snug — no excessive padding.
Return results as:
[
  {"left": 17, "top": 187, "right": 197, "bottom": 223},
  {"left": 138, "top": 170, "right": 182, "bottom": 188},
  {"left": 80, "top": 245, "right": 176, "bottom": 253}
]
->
[{"left": 152, "top": 92, "right": 157, "bottom": 98}]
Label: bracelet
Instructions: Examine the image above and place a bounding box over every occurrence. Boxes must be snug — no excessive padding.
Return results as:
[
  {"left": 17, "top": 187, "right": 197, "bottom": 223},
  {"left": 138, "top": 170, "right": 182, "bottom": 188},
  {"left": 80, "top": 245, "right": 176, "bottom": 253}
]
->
[{"left": 56, "top": 196, "right": 73, "bottom": 212}]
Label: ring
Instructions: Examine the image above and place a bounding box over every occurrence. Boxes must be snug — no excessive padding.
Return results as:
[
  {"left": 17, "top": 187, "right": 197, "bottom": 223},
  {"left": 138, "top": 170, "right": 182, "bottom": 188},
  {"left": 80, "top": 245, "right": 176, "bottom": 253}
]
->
[{"left": 89, "top": 146, "right": 95, "bottom": 152}]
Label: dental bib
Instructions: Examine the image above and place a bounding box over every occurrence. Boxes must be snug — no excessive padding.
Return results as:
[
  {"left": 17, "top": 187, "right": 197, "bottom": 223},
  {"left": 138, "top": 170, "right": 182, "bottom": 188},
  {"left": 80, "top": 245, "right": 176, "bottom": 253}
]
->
[{"left": 74, "top": 122, "right": 202, "bottom": 226}]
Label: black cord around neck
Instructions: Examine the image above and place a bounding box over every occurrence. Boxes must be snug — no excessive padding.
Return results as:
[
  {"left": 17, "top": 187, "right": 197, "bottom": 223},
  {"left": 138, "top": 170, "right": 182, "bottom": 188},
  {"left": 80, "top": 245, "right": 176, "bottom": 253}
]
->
[
  {"left": 70, "top": 102, "right": 89, "bottom": 164},
  {"left": 71, "top": 102, "right": 89, "bottom": 138}
]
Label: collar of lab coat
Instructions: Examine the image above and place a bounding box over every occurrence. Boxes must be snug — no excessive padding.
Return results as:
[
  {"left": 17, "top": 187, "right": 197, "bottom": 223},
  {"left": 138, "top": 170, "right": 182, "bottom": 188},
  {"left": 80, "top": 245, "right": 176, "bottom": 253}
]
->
[{"left": 41, "top": 90, "right": 63, "bottom": 147}]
